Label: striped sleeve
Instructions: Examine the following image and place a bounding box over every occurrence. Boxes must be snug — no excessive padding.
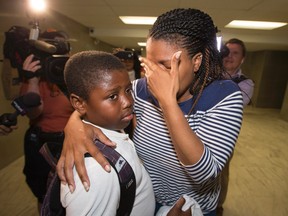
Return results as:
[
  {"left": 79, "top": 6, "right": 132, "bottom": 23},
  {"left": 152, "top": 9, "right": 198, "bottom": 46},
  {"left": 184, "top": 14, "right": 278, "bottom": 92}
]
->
[{"left": 185, "top": 91, "right": 243, "bottom": 183}]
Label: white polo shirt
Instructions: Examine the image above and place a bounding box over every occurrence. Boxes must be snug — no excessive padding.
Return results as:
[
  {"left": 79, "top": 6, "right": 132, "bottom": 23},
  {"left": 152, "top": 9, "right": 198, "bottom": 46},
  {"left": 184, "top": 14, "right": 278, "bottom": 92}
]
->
[{"left": 61, "top": 124, "right": 155, "bottom": 216}]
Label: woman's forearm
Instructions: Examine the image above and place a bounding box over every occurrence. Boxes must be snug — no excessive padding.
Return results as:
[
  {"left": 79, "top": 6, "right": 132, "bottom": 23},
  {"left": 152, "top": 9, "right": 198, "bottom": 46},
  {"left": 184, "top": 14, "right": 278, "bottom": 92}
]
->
[{"left": 160, "top": 100, "right": 204, "bottom": 165}]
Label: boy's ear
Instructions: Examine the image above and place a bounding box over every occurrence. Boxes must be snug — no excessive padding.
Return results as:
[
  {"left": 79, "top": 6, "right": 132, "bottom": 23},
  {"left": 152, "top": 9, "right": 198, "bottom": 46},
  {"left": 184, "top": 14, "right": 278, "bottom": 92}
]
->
[
  {"left": 70, "top": 93, "right": 86, "bottom": 115},
  {"left": 193, "top": 52, "right": 203, "bottom": 72}
]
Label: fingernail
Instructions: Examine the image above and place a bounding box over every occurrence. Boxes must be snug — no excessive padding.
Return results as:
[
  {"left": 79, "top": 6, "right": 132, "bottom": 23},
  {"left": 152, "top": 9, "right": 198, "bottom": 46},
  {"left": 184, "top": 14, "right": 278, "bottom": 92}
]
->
[
  {"left": 105, "top": 164, "right": 111, "bottom": 173},
  {"left": 83, "top": 182, "right": 89, "bottom": 192},
  {"left": 69, "top": 184, "right": 75, "bottom": 193},
  {"left": 175, "top": 51, "right": 182, "bottom": 59},
  {"left": 61, "top": 181, "right": 67, "bottom": 186}
]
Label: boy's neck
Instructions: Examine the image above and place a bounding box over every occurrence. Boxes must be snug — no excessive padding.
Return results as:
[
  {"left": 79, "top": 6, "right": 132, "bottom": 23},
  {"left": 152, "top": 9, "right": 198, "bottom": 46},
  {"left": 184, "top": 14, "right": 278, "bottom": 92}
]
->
[{"left": 82, "top": 119, "right": 124, "bottom": 133}]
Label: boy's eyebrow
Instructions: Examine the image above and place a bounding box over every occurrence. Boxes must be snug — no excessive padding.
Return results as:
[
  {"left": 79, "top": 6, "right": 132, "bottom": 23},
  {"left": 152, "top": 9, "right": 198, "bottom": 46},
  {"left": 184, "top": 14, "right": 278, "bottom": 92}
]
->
[
  {"left": 103, "top": 83, "right": 131, "bottom": 94},
  {"left": 103, "top": 86, "right": 121, "bottom": 94}
]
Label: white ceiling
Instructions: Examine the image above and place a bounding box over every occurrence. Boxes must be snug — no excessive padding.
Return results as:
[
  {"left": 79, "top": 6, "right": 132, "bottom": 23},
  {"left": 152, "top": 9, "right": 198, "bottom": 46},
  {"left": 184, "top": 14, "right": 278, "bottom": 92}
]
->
[{"left": 2, "top": 0, "right": 288, "bottom": 52}]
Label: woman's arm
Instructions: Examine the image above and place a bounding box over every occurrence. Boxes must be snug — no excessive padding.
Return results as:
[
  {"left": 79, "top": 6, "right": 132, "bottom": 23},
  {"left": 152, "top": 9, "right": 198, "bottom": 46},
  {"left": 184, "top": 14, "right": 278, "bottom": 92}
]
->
[{"left": 56, "top": 110, "right": 116, "bottom": 192}]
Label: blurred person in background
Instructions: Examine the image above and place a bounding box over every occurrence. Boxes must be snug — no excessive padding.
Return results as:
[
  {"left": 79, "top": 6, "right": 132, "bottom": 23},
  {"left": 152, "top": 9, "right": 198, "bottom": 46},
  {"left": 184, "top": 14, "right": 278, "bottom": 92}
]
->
[
  {"left": 20, "top": 29, "right": 74, "bottom": 213},
  {"left": 223, "top": 38, "right": 254, "bottom": 105},
  {"left": 113, "top": 48, "right": 143, "bottom": 81},
  {"left": 217, "top": 38, "right": 254, "bottom": 216}
]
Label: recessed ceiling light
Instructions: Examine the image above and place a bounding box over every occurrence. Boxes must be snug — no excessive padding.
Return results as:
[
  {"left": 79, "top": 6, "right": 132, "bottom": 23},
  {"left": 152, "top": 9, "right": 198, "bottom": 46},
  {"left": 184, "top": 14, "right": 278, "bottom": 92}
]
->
[
  {"left": 119, "top": 16, "right": 157, "bottom": 25},
  {"left": 225, "top": 20, "right": 287, "bottom": 30},
  {"left": 28, "top": 0, "right": 46, "bottom": 12},
  {"left": 137, "top": 42, "right": 146, "bottom": 47}
]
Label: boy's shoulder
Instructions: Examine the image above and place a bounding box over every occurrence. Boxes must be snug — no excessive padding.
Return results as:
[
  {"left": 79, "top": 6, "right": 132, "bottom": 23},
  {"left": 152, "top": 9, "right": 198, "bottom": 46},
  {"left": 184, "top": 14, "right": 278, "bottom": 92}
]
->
[{"left": 41, "top": 139, "right": 136, "bottom": 216}]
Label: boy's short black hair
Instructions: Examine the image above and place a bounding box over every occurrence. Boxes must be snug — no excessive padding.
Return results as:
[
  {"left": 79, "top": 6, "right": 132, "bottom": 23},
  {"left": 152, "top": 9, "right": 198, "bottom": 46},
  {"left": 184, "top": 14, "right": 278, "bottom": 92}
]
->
[{"left": 64, "top": 50, "right": 126, "bottom": 100}]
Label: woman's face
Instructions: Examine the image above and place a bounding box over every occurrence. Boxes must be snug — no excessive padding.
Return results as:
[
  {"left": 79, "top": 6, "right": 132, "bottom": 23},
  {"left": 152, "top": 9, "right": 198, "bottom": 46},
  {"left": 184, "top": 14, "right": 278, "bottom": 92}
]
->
[{"left": 146, "top": 38, "right": 198, "bottom": 102}]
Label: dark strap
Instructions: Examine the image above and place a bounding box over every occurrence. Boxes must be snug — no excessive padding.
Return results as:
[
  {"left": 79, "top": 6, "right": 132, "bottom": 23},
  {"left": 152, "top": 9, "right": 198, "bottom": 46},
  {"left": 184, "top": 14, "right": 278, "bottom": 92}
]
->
[
  {"left": 231, "top": 75, "right": 248, "bottom": 84},
  {"left": 86, "top": 139, "right": 136, "bottom": 216},
  {"left": 21, "top": 69, "right": 41, "bottom": 79},
  {"left": 231, "top": 75, "right": 254, "bottom": 105},
  {"left": 45, "top": 175, "right": 65, "bottom": 216}
]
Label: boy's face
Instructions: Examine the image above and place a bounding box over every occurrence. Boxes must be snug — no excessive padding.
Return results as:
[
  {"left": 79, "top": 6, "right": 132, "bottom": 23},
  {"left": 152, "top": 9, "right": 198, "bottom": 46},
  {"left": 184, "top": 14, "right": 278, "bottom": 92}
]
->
[{"left": 84, "top": 70, "right": 134, "bottom": 130}]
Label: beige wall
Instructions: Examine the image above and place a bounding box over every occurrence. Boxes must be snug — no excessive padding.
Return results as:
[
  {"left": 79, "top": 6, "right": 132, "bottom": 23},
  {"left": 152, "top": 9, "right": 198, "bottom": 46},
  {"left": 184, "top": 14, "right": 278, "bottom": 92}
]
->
[
  {"left": 0, "top": 4, "right": 115, "bottom": 169},
  {"left": 280, "top": 82, "right": 288, "bottom": 122},
  {"left": 242, "top": 51, "right": 288, "bottom": 110}
]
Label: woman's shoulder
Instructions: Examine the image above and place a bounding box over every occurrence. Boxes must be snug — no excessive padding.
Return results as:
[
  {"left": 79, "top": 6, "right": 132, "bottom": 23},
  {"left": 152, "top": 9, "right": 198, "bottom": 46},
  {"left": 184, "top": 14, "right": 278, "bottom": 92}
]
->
[
  {"left": 132, "top": 78, "right": 152, "bottom": 100},
  {"left": 205, "top": 79, "right": 240, "bottom": 95},
  {"left": 132, "top": 78, "right": 146, "bottom": 90},
  {"left": 195, "top": 79, "right": 242, "bottom": 110}
]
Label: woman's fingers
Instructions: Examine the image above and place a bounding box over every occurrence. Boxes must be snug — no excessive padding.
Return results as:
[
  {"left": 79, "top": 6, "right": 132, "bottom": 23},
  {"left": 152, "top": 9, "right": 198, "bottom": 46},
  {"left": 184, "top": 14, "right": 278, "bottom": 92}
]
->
[
  {"left": 171, "top": 51, "right": 182, "bottom": 75},
  {"left": 87, "top": 143, "right": 112, "bottom": 173},
  {"left": 56, "top": 156, "right": 67, "bottom": 183},
  {"left": 74, "top": 149, "right": 90, "bottom": 192},
  {"left": 23, "top": 54, "right": 41, "bottom": 72}
]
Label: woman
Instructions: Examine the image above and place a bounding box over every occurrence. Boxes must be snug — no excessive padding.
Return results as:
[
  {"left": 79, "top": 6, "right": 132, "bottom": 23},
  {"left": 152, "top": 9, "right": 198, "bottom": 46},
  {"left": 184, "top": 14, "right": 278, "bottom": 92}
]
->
[
  {"left": 57, "top": 8, "right": 243, "bottom": 216},
  {"left": 21, "top": 30, "right": 74, "bottom": 213}
]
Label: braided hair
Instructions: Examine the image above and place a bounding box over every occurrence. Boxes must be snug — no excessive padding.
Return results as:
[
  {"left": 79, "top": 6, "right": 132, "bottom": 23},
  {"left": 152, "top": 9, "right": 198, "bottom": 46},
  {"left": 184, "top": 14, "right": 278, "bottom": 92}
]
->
[{"left": 149, "top": 8, "right": 224, "bottom": 113}]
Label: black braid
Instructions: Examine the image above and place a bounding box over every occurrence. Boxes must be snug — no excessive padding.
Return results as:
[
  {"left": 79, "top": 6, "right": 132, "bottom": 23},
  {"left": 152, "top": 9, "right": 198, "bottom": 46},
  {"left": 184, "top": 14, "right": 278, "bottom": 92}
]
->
[{"left": 149, "top": 8, "right": 224, "bottom": 114}]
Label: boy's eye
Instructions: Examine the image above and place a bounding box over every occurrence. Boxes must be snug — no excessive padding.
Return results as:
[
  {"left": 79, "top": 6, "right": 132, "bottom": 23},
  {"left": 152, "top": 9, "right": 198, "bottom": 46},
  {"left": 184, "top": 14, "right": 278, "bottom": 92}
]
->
[
  {"left": 126, "top": 87, "right": 133, "bottom": 94},
  {"left": 109, "top": 94, "right": 118, "bottom": 100}
]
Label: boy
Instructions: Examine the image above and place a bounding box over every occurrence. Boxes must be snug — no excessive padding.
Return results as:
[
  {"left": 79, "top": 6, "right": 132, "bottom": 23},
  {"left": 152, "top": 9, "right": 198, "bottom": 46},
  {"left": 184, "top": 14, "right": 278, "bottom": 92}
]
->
[{"left": 62, "top": 50, "right": 155, "bottom": 215}]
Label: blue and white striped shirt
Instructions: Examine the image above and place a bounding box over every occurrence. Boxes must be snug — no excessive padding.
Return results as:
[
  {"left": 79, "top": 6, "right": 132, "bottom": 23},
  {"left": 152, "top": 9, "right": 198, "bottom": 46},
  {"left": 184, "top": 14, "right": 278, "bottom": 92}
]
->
[{"left": 132, "top": 78, "right": 243, "bottom": 214}]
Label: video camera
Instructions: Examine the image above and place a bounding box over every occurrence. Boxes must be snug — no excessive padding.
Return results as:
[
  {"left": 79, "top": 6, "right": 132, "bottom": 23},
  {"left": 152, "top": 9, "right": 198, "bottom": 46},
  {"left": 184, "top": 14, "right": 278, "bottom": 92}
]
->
[
  {"left": 3, "top": 26, "right": 70, "bottom": 86},
  {"left": 113, "top": 50, "right": 134, "bottom": 60},
  {"left": 219, "top": 45, "right": 230, "bottom": 59},
  {"left": 28, "top": 38, "right": 70, "bottom": 85}
]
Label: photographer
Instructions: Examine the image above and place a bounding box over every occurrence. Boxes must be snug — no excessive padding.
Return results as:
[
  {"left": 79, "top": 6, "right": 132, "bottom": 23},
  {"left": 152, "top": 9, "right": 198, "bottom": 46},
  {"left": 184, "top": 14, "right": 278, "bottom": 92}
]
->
[
  {"left": 113, "top": 48, "right": 143, "bottom": 81},
  {"left": 217, "top": 38, "right": 254, "bottom": 216},
  {"left": 20, "top": 30, "right": 74, "bottom": 213}
]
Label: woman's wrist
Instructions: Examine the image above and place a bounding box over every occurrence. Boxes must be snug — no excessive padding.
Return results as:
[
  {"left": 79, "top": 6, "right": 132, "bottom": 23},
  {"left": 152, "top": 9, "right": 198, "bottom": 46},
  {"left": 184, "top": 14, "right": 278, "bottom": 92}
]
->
[
  {"left": 158, "top": 96, "right": 177, "bottom": 111},
  {"left": 27, "top": 77, "right": 40, "bottom": 84}
]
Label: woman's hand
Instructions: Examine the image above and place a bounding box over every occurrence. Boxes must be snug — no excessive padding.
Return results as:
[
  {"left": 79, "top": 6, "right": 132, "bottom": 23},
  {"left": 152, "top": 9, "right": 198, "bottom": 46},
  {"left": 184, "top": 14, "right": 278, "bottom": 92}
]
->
[
  {"left": 140, "top": 51, "right": 181, "bottom": 107},
  {"left": 20, "top": 54, "right": 43, "bottom": 119},
  {"left": 167, "top": 196, "right": 192, "bottom": 216},
  {"left": 56, "top": 111, "right": 116, "bottom": 192},
  {"left": 23, "top": 54, "right": 41, "bottom": 72}
]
